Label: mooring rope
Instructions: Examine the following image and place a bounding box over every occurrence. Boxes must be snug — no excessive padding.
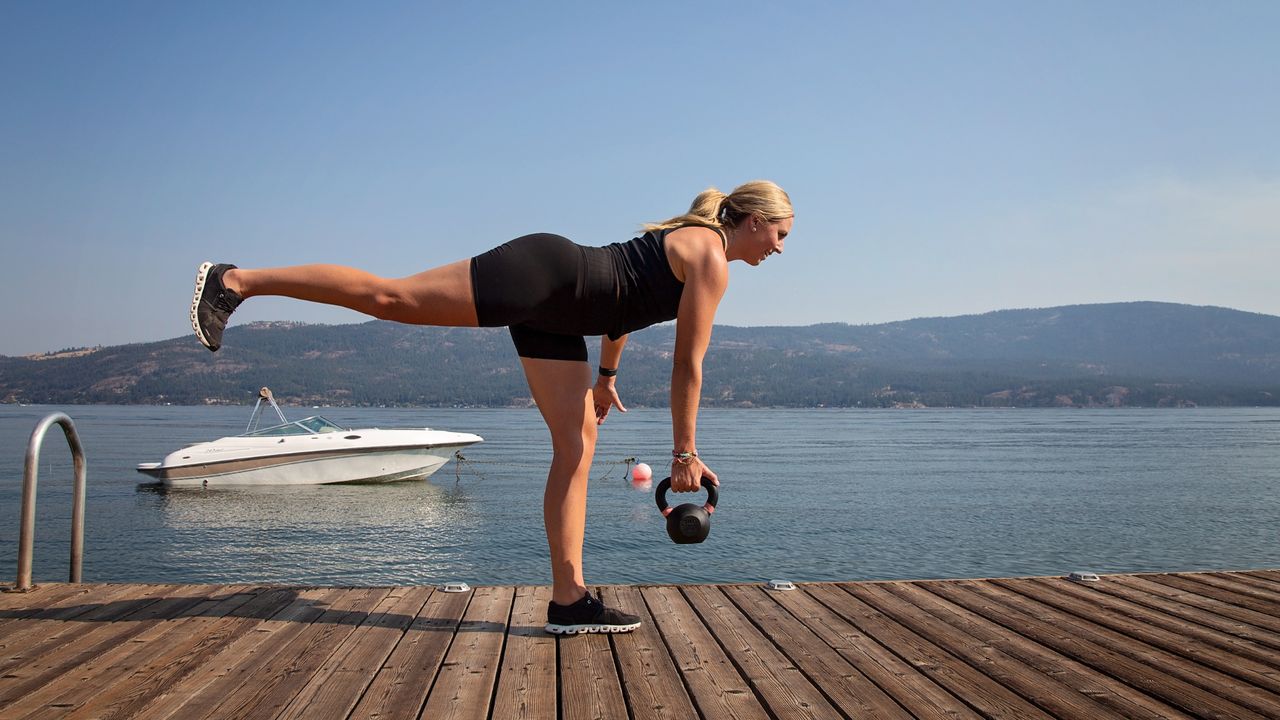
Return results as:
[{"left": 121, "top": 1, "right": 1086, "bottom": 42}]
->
[
  {"left": 591, "top": 456, "right": 637, "bottom": 484},
  {"left": 452, "top": 452, "right": 661, "bottom": 484}
]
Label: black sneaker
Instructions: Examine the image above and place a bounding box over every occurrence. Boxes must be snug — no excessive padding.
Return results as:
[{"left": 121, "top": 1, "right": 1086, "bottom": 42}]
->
[
  {"left": 191, "top": 262, "right": 243, "bottom": 352},
  {"left": 545, "top": 590, "right": 640, "bottom": 635}
]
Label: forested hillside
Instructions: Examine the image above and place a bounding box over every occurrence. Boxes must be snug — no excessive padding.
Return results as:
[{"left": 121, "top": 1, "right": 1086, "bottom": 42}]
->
[{"left": 3, "top": 302, "right": 1277, "bottom": 408}]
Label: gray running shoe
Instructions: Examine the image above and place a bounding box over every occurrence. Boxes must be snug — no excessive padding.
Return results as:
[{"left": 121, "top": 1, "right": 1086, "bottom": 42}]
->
[
  {"left": 191, "top": 262, "right": 243, "bottom": 352},
  {"left": 545, "top": 589, "right": 641, "bottom": 635}
]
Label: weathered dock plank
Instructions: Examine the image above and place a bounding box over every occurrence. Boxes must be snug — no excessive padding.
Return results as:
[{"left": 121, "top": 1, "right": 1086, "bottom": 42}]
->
[
  {"left": 1003, "top": 578, "right": 1280, "bottom": 695},
  {"left": 988, "top": 577, "right": 1280, "bottom": 717},
  {"left": 129, "top": 586, "right": 333, "bottom": 720},
  {"left": 0, "top": 583, "right": 197, "bottom": 709},
  {"left": 12, "top": 584, "right": 255, "bottom": 719},
  {"left": 1150, "top": 573, "right": 1280, "bottom": 616},
  {"left": 849, "top": 581, "right": 1129, "bottom": 719},
  {"left": 1220, "top": 571, "right": 1280, "bottom": 595},
  {"left": 0, "top": 583, "right": 172, "bottom": 664},
  {"left": 0, "top": 570, "right": 1277, "bottom": 719},
  {"left": 684, "top": 584, "right": 838, "bottom": 719},
  {"left": 559, "top": 603, "right": 627, "bottom": 720},
  {"left": 276, "top": 585, "right": 434, "bottom": 720},
  {"left": 926, "top": 579, "right": 1271, "bottom": 719},
  {"left": 1078, "top": 575, "right": 1280, "bottom": 653},
  {"left": 419, "top": 585, "right": 512, "bottom": 720},
  {"left": 347, "top": 585, "right": 470, "bottom": 720},
  {"left": 1193, "top": 572, "right": 1280, "bottom": 603},
  {"left": 643, "top": 584, "right": 769, "bottom": 720},
  {"left": 720, "top": 583, "right": 912, "bottom": 719},
  {"left": 885, "top": 580, "right": 1191, "bottom": 720},
  {"left": 490, "top": 585, "right": 555, "bottom": 720},
  {"left": 70, "top": 585, "right": 293, "bottom": 720},
  {"left": 199, "top": 586, "right": 393, "bottom": 719},
  {"left": 767, "top": 579, "right": 979, "bottom": 718},
  {"left": 601, "top": 585, "right": 696, "bottom": 720},
  {"left": 820, "top": 582, "right": 1056, "bottom": 719},
  {"left": 0, "top": 584, "right": 97, "bottom": 623}
]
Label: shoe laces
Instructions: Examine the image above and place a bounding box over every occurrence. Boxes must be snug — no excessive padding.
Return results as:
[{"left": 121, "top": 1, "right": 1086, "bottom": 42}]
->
[
  {"left": 212, "top": 290, "right": 242, "bottom": 314},
  {"left": 576, "top": 589, "right": 605, "bottom": 617}
]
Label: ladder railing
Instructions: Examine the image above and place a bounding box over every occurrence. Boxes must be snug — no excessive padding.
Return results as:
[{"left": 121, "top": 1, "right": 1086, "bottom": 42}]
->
[{"left": 13, "top": 413, "right": 87, "bottom": 592}]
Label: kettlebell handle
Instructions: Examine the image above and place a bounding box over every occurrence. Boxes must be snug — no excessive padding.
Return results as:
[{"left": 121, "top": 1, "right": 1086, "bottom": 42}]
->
[{"left": 655, "top": 477, "right": 718, "bottom": 516}]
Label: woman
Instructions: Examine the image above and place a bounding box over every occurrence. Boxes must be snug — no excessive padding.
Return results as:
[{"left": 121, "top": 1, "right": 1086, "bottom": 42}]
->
[{"left": 191, "top": 180, "right": 794, "bottom": 634}]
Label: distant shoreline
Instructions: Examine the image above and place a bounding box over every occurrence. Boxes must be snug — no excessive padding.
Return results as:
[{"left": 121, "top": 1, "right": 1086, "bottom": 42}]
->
[{"left": 3, "top": 303, "right": 1277, "bottom": 408}]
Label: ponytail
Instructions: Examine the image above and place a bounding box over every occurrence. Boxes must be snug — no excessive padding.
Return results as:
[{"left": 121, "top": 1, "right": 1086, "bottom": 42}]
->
[{"left": 643, "top": 180, "right": 792, "bottom": 233}]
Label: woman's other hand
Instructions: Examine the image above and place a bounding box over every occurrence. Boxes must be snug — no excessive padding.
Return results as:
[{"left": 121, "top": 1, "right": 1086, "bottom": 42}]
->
[{"left": 592, "top": 376, "right": 627, "bottom": 424}]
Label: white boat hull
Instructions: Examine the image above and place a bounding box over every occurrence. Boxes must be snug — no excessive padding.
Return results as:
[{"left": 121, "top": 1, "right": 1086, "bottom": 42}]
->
[
  {"left": 137, "top": 426, "right": 482, "bottom": 487},
  {"left": 138, "top": 445, "right": 471, "bottom": 487}
]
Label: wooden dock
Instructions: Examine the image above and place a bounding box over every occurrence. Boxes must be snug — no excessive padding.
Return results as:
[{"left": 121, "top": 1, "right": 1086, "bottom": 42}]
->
[{"left": 3, "top": 570, "right": 1280, "bottom": 719}]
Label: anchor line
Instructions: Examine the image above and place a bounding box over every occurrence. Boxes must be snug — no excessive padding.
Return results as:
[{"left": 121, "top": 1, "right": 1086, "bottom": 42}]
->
[
  {"left": 591, "top": 456, "right": 637, "bottom": 484},
  {"left": 450, "top": 452, "right": 657, "bottom": 484}
]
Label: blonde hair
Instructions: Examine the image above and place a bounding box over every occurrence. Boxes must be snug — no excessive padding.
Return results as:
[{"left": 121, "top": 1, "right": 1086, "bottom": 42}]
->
[{"left": 643, "top": 180, "right": 793, "bottom": 233}]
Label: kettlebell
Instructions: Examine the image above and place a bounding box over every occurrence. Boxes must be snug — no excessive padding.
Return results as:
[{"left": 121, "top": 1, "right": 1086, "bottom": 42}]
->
[{"left": 655, "top": 477, "right": 719, "bottom": 544}]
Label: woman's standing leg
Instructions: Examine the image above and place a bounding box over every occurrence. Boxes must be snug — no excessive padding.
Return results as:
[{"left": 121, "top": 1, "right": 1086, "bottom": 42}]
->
[
  {"left": 520, "top": 355, "right": 640, "bottom": 633},
  {"left": 519, "top": 357, "right": 596, "bottom": 604}
]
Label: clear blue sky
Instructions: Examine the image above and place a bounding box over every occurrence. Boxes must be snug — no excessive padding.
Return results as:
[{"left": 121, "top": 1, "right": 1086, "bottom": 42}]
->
[{"left": 2, "top": 2, "right": 1277, "bottom": 356}]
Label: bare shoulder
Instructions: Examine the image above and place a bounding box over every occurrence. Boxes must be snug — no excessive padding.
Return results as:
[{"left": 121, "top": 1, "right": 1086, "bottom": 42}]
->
[{"left": 664, "top": 226, "right": 727, "bottom": 283}]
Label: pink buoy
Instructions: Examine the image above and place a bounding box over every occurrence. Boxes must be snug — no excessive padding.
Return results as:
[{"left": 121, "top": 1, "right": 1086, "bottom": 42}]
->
[{"left": 631, "top": 462, "right": 652, "bottom": 490}]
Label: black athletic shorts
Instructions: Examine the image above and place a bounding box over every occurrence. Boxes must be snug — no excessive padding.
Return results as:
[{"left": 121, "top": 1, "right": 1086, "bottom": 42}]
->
[{"left": 470, "top": 233, "right": 594, "bottom": 362}]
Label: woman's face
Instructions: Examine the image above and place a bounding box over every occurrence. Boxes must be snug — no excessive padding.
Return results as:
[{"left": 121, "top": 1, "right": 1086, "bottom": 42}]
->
[{"left": 743, "top": 216, "right": 793, "bottom": 266}]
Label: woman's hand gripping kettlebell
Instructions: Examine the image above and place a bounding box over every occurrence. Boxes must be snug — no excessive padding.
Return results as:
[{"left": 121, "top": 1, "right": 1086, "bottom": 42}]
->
[{"left": 670, "top": 454, "right": 718, "bottom": 493}]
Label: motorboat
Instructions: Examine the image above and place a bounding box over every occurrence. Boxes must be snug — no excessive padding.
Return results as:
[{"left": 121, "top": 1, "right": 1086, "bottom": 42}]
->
[{"left": 137, "top": 388, "right": 482, "bottom": 487}]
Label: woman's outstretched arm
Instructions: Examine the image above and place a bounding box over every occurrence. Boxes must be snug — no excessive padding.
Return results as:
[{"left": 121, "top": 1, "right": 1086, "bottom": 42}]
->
[{"left": 670, "top": 236, "right": 728, "bottom": 492}]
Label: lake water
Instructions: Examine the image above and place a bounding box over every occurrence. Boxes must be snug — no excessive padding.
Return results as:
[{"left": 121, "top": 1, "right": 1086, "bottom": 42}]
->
[{"left": 1, "top": 405, "right": 1277, "bottom": 588}]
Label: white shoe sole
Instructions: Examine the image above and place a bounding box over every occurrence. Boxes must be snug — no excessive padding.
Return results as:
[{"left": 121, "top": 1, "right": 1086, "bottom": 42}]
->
[
  {"left": 191, "top": 261, "right": 214, "bottom": 349},
  {"left": 544, "top": 621, "right": 640, "bottom": 635}
]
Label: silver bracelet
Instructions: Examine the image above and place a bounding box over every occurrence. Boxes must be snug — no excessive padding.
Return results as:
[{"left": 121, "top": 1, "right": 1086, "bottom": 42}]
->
[{"left": 671, "top": 450, "right": 698, "bottom": 465}]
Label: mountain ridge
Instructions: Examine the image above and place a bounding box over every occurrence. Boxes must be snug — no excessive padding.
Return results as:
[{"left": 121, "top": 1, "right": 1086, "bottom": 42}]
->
[{"left": 3, "top": 301, "right": 1277, "bottom": 408}]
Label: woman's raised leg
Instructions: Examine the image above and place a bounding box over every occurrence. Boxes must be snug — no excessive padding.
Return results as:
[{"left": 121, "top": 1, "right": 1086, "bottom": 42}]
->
[
  {"left": 224, "top": 259, "right": 479, "bottom": 326},
  {"left": 194, "top": 258, "right": 479, "bottom": 351}
]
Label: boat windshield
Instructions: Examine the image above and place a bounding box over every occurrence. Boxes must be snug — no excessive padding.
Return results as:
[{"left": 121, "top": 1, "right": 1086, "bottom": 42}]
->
[{"left": 243, "top": 415, "right": 346, "bottom": 437}]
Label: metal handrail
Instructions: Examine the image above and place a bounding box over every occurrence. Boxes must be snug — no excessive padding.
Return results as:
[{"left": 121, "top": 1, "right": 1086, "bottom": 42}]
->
[{"left": 12, "top": 413, "right": 87, "bottom": 592}]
